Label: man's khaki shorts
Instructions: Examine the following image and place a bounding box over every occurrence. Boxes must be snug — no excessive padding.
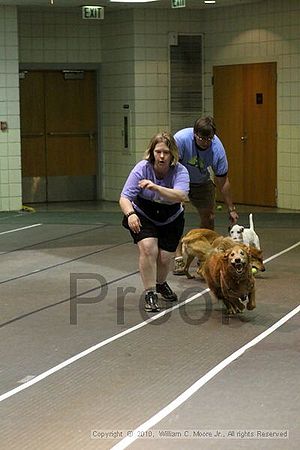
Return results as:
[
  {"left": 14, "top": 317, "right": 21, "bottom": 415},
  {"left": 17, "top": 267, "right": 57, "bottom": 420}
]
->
[{"left": 189, "top": 180, "right": 216, "bottom": 211}]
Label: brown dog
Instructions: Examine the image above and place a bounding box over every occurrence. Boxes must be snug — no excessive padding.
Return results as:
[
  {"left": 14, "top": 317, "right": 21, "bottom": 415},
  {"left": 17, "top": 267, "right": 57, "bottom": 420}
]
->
[
  {"left": 181, "top": 229, "right": 265, "bottom": 279},
  {"left": 212, "top": 236, "right": 266, "bottom": 273},
  {"left": 202, "top": 243, "right": 256, "bottom": 315},
  {"left": 180, "top": 228, "right": 220, "bottom": 279}
]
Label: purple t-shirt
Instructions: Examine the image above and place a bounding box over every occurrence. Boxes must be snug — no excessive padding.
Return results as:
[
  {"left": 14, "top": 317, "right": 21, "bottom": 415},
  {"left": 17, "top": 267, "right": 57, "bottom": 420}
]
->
[{"left": 121, "top": 160, "right": 190, "bottom": 225}]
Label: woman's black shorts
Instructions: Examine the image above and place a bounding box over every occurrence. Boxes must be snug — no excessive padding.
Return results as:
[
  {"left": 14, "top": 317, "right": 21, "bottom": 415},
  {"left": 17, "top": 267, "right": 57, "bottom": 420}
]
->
[{"left": 122, "top": 211, "right": 184, "bottom": 253}]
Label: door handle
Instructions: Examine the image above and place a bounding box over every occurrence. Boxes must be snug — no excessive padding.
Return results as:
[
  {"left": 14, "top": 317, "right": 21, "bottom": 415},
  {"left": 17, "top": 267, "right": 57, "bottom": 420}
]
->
[
  {"left": 47, "top": 131, "right": 97, "bottom": 151},
  {"left": 241, "top": 135, "right": 248, "bottom": 142},
  {"left": 47, "top": 131, "right": 96, "bottom": 137},
  {"left": 22, "top": 133, "right": 44, "bottom": 137}
]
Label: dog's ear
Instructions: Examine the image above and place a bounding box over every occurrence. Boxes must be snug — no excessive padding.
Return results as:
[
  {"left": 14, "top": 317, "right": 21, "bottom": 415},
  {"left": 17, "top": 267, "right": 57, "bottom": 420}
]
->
[
  {"left": 228, "top": 225, "right": 232, "bottom": 232},
  {"left": 240, "top": 226, "right": 244, "bottom": 232},
  {"left": 222, "top": 254, "right": 229, "bottom": 263},
  {"left": 223, "top": 248, "right": 232, "bottom": 260},
  {"left": 240, "top": 243, "right": 251, "bottom": 256},
  {"left": 241, "top": 243, "right": 250, "bottom": 251}
]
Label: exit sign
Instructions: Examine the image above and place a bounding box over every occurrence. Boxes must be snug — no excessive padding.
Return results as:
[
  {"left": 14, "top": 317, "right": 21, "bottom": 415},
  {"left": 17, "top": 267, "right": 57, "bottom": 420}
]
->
[
  {"left": 171, "top": 0, "right": 186, "bottom": 8},
  {"left": 82, "top": 6, "right": 104, "bottom": 20}
]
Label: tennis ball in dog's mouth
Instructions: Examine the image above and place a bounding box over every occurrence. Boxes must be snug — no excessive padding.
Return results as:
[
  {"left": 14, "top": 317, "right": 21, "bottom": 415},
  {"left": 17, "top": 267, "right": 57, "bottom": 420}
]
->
[
  {"left": 216, "top": 205, "right": 223, "bottom": 211},
  {"left": 252, "top": 267, "right": 258, "bottom": 275}
]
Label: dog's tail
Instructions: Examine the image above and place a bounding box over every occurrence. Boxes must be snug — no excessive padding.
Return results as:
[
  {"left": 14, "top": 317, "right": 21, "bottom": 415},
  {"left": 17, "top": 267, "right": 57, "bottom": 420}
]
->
[{"left": 249, "top": 213, "right": 254, "bottom": 231}]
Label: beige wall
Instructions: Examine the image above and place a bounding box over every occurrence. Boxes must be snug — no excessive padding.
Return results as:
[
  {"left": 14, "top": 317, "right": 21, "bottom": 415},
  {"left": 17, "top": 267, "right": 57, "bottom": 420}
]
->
[
  {"left": 0, "top": 6, "right": 22, "bottom": 211},
  {"left": 0, "top": 0, "right": 299, "bottom": 210}
]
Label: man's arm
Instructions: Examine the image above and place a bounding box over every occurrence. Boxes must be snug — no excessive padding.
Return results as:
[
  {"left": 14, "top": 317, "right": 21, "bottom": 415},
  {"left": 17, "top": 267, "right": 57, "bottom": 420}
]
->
[{"left": 215, "top": 175, "right": 239, "bottom": 224}]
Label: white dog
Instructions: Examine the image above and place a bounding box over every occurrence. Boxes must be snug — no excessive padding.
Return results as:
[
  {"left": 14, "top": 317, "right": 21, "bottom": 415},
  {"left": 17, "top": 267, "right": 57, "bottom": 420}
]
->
[{"left": 229, "top": 213, "right": 260, "bottom": 249}]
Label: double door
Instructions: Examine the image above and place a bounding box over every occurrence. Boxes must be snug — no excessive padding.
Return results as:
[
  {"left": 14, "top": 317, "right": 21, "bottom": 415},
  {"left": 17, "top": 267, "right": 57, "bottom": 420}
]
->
[
  {"left": 213, "top": 62, "right": 277, "bottom": 206},
  {"left": 20, "top": 70, "right": 98, "bottom": 202}
]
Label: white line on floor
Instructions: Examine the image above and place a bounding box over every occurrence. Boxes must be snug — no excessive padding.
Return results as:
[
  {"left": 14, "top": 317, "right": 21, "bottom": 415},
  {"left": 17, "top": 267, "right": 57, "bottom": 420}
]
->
[
  {"left": 0, "top": 224, "right": 41, "bottom": 235},
  {"left": 111, "top": 303, "right": 300, "bottom": 450},
  {"left": 0, "top": 241, "right": 299, "bottom": 404},
  {"left": 263, "top": 240, "right": 300, "bottom": 263},
  {"left": 0, "top": 289, "right": 209, "bottom": 403}
]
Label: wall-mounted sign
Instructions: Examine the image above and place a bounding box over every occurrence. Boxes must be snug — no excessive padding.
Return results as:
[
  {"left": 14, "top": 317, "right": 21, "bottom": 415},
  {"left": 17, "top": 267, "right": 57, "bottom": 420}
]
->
[
  {"left": 82, "top": 6, "right": 104, "bottom": 20},
  {"left": 171, "top": 0, "right": 186, "bottom": 8}
]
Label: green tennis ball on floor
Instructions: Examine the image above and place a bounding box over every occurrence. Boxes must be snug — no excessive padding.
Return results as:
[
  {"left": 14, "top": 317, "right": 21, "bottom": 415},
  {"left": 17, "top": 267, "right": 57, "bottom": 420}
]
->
[
  {"left": 216, "top": 205, "right": 223, "bottom": 211},
  {"left": 252, "top": 267, "right": 258, "bottom": 275}
]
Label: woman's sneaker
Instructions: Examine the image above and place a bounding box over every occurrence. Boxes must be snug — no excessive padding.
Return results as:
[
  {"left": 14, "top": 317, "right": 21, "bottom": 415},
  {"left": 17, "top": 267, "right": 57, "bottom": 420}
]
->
[
  {"left": 173, "top": 257, "right": 185, "bottom": 275},
  {"left": 156, "top": 282, "right": 178, "bottom": 302},
  {"left": 144, "top": 291, "right": 160, "bottom": 312}
]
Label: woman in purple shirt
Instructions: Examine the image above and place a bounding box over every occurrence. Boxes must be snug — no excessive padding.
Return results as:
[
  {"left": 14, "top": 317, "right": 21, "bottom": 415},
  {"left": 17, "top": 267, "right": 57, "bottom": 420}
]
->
[{"left": 119, "top": 132, "right": 190, "bottom": 313}]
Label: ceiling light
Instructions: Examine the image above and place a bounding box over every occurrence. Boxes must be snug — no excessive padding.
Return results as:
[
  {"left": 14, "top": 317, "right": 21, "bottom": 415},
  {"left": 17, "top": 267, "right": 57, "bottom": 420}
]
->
[{"left": 204, "top": 1, "right": 216, "bottom": 4}]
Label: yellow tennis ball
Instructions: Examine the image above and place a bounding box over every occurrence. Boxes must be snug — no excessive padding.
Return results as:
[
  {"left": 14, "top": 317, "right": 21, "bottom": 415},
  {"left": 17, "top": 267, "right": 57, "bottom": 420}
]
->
[
  {"left": 216, "top": 205, "right": 223, "bottom": 211},
  {"left": 252, "top": 267, "right": 258, "bottom": 275}
]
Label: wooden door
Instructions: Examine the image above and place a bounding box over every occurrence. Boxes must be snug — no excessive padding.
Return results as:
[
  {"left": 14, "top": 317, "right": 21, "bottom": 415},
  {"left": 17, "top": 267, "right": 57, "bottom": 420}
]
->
[
  {"left": 20, "top": 70, "right": 98, "bottom": 202},
  {"left": 213, "top": 62, "right": 277, "bottom": 206}
]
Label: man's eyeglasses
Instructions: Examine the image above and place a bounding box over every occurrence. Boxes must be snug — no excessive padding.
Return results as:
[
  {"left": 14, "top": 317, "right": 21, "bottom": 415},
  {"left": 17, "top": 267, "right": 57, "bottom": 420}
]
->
[{"left": 194, "top": 134, "right": 214, "bottom": 143}]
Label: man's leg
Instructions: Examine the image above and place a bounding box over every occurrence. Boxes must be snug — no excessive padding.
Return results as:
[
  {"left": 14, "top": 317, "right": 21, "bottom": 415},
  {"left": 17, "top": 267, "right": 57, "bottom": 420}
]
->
[
  {"left": 173, "top": 240, "right": 185, "bottom": 274},
  {"left": 197, "top": 206, "right": 215, "bottom": 230},
  {"left": 173, "top": 182, "right": 215, "bottom": 275}
]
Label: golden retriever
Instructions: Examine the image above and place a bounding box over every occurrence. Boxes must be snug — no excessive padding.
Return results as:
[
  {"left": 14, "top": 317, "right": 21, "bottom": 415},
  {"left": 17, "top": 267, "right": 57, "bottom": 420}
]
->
[
  {"left": 180, "top": 228, "right": 220, "bottom": 279},
  {"left": 212, "top": 236, "right": 265, "bottom": 273},
  {"left": 202, "top": 243, "right": 256, "bottom": 315},
  {"left": 181, "top": 229, "right": 265, "bottom": 279}
]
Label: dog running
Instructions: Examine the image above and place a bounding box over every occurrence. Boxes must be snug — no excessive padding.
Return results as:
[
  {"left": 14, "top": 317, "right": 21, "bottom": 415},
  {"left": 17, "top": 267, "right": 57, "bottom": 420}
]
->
[
  {"left": 180, "top": 228, "right": 220, "bottom": 279},
  {"left": 202, "top": 243, "right": 256, "bottom": 315},
  {"left": 180, "top": 229, "right": 265, "bottom": 279},
  {"left": 229, "top": 213, "right": 260, "bottom": 249}
]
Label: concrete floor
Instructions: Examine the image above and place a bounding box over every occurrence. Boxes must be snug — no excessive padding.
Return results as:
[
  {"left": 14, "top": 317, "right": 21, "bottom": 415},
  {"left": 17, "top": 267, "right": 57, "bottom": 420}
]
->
[{"left": 0, "top": 201, "right": 299, "bottom": 450}]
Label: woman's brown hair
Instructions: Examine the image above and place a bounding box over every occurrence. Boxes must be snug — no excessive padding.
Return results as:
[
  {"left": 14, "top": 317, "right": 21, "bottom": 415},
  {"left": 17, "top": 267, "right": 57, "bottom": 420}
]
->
[{"left": 144, "top": 131, "right": 179, "bottom": 166}]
